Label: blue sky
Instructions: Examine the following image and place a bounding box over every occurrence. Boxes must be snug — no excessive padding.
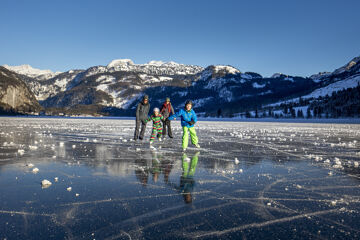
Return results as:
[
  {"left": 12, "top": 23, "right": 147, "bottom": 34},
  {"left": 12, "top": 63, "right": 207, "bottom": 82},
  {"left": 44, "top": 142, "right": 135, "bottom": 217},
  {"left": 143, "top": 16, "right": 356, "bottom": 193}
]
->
[{"left": 0, "top": 0, "right": 359, "bottom": 77}]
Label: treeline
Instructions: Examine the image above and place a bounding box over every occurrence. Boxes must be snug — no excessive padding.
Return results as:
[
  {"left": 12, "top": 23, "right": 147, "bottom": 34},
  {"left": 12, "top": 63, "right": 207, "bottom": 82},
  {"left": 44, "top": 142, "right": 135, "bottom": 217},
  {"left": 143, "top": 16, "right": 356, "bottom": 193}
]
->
[
  {"left": 308, "top": 83, "right": 360, "bottom": 118},
  {"left": 241, "top": 83, "right": 360, "bottom": 118}
]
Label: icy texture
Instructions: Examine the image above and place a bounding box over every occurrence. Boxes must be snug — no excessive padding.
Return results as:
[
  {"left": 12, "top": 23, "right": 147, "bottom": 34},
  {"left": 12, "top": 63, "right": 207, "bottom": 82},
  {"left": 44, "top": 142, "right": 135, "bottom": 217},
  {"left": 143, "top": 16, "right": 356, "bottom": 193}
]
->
[{"left": 0, "top": 117, "right": 359, "bottom": 239}]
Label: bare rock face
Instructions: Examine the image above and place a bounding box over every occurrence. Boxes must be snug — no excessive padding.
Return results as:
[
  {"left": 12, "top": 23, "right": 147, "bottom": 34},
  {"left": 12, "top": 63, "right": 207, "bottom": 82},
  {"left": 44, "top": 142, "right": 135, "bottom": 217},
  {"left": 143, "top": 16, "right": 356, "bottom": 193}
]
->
[{"left": 0, "top": 66, "right": 42, "bottom": 114}]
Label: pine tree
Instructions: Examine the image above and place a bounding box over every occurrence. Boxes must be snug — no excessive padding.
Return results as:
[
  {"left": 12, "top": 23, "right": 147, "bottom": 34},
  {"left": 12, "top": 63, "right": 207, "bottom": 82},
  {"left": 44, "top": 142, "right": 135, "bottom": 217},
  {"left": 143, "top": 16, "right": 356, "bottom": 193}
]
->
[
  {"left": 306, "top": 108, "right": 312, "bottom": 118},
  {"left": 297, "top": 109, "right": 304, "bottom": 118}
]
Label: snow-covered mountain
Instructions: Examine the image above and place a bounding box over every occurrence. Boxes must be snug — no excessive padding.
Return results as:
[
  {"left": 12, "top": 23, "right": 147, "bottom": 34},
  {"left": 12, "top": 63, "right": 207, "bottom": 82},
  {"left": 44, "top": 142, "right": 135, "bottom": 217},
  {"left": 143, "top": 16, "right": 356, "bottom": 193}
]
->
[
  {"left": 38, "top": 59, "right": 205, "bottom": 110},
  {"left": 271, "top": 55, "right": 360, "bottom": 107},
  {"left": 106, "top": 59, "right": 203, "bottom": 75},
  {"left": 3, "top": 64, "right": 62, "bottom": 81},
  {"left": 0, "top": 66, "right": 42, "bottom": 114},
  {"left": 2, "top": 55, "right": 359, "bottom": 117}
]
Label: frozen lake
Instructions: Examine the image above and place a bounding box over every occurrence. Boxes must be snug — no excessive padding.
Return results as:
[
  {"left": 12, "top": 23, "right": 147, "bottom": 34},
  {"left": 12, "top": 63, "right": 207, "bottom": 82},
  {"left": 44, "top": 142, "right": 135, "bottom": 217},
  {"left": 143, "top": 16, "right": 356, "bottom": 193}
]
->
[{"left": 1, "top": 117, "right": 360, "bottom": 239}]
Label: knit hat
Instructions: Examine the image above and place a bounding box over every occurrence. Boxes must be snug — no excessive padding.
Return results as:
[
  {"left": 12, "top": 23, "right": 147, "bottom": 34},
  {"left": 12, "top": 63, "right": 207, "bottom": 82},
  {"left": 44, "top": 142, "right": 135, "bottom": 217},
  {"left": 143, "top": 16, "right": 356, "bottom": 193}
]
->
[
  {"left": 143, "top": 95, "right": 149, "bottom": 100},
  {"left": 166, "top": 97, "right": 170, "bottom": 102},
  {"left": 153, "top": 107, "right": 160, "bottom": 112}
]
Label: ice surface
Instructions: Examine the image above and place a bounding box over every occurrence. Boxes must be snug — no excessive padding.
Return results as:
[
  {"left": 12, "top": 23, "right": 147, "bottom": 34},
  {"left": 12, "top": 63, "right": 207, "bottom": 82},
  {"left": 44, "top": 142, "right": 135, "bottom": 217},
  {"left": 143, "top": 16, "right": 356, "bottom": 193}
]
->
[{"left": 0, "top": 117, "right": 359, "bottom": 239}]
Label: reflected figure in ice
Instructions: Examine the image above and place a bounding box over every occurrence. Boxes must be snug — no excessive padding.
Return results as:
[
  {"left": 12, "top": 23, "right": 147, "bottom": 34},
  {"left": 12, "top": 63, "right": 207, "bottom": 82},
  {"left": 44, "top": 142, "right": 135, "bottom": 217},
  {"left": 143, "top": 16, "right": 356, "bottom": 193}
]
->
[
  {"left": 180, "top": 151, "right": 199, "bottom": 203},
  {"left": 167, "top": 151, "right": 199, "bottom": 204},
  {"left": 161, "top": 155, "right": 174, "bottom": 184},
  {"left": 151, "top": 151, "right": 162, "bottom": 183},
  {"left": 135, "top": 158, "right": 150, "bottom": 187}
]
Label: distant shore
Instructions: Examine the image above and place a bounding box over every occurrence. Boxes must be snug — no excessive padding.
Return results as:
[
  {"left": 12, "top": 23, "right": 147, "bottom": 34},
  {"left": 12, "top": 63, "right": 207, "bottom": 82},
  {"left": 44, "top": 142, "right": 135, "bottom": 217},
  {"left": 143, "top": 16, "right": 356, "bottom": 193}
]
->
[{"left": 2, "top": 115, "right": 360, "bottom": 124}]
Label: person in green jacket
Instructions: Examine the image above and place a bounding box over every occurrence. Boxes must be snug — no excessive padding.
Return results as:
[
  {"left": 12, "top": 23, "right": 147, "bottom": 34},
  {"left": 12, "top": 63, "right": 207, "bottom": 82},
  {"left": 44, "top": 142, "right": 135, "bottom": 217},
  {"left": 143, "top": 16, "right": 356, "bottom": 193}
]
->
[{"left": 145, "top": 108, "right": 164, "bottom": 145}]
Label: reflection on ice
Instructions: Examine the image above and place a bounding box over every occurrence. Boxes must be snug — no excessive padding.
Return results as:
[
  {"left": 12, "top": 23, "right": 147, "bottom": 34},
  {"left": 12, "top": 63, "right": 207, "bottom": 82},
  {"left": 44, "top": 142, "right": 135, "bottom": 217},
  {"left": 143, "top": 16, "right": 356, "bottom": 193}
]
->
[{"left": 0, "top": 117, "right": 360, "bottom": 239}]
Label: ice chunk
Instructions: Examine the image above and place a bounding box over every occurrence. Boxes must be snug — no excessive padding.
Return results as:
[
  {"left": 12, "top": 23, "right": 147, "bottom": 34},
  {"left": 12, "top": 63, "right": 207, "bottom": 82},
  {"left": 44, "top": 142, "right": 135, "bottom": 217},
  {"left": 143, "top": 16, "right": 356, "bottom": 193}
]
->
[
  {"left": 75, "top": 193, "right": 80, "bottom": 197},
  {"left": 41, "top": 179, "right": 52, "bottom": 188},
  {"left": 27, "top": 163, "right": 34, "bottom": 168},
  {"left": 54, "top": 177, "right": 59, "bottom": 182},
  {"left": 18, "top": 149, "right": 25, "bottom": 155},
  {"left": 234, "top": 158, "right": 239, "bottom": 164},
  {"left": 32, "top": 168, "right": 39, "bottom": 173},
  {"left": 67, "top": 187, "right": 72, "bottom": 192}
]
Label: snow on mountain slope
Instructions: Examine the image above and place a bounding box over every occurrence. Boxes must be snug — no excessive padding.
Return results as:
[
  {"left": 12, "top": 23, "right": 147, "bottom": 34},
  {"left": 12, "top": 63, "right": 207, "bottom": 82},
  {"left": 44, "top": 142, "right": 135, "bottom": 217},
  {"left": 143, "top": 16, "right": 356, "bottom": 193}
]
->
[
  {"left": 310, "top": 72, "right": 331, "bottom": 82},
  {"left": 105, "top": 59, "right": 203, "bottom": 76},
  {"left": 269, "top": 74, "right": 360, "bottom": 106},
  {"left": 252, "top": 82, "right": 266, "bottom": 88},
  {"left": 302, "top": 74, "right": 360, "bottom": 99},
  {"left": 3, "top": 64, "right": 62, "bottom": 80},
  {"left": 25, "top": 70, "right": 84, "bottom": 100},
  {"left": 213, "top": 65, "right": 240, "bottom": 75}
]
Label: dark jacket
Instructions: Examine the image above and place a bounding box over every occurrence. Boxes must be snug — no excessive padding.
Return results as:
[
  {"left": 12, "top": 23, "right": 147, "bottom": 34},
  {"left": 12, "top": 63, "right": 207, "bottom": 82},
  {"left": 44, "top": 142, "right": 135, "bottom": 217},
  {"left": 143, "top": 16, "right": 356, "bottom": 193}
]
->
[
  {"left": 160, "top": 102, "right": 175, "bottom": 119},
  {"left": 136, "top": 100, "right": 150, "bottom": 121}
]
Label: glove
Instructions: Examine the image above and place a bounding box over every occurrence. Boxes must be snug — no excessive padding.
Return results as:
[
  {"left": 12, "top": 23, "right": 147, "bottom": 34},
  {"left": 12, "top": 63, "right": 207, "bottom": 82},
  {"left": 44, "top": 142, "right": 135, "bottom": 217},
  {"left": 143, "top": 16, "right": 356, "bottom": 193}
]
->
[{"left": 188, "top": 120, "right": 195, "bottom": 126}]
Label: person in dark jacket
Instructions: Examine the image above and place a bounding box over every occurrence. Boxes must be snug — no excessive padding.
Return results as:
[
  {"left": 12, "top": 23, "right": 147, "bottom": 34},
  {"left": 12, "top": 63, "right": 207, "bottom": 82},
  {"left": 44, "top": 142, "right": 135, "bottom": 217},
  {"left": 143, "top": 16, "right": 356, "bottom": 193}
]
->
[
  {"left": 160, "top": 97, "right": 175, "bottom": 138},
  {"left": 134, "top": 95, "right": 150, "bottom": 140}
]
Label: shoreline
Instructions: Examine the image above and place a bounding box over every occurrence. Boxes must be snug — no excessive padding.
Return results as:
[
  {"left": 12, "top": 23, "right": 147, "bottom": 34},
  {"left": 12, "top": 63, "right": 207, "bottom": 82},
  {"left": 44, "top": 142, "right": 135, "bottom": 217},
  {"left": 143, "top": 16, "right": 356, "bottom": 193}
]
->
[{"left": 1, "top": 115, "right": 360, "bottom": 124}]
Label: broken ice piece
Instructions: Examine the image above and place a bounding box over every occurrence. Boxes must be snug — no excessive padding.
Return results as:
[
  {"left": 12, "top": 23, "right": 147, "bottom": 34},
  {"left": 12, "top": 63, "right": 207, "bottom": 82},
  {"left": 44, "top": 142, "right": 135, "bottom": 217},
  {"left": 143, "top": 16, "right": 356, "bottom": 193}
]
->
[
  {"left": 54, "top": 177, "right": 59, "bottom": 182},
  {"left": 267, "top": 202, "right": 271, "bottom": 206},
  {"left": 331, "top": 200, "right": 337, "bottom": 206},
  {"left": 41, "top": 179, "right": 52, "bottom": 188},
  {"left": 27, "top": 163, "right": 35, "bottom": 168},
  {"left": 234, "top": 158, "right": 239, "bottom": 164},
  {"left": 328, "top": 171, "right": 333, "bottom": 176},
  {"left": 32, "top": 168, "right": 39, "bottom": 173},
  {"left": 296, "top": 184, "right": 302, "bottom": 189},
  {"left": 18, "top": 149, "right": 25, "bottom": 155},
  {"left": 239, "top": 169, "right": 243, "bottom": 173},
  {"left": 72, "top": 145, "right": 76, "bottom": 149},
  {"left": 75, "top": 193, "right": 80, "bottom": 197},
  {"left": 67, "top": 187, "right": 72, "bottom": 192}
]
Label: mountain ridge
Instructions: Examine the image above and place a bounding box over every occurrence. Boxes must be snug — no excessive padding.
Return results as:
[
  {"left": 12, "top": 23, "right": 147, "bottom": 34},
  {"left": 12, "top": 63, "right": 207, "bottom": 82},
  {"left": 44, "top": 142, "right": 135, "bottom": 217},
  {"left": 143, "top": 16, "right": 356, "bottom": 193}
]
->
[{"left": 1, "top": 55, "right": 359, "bottom": 117}]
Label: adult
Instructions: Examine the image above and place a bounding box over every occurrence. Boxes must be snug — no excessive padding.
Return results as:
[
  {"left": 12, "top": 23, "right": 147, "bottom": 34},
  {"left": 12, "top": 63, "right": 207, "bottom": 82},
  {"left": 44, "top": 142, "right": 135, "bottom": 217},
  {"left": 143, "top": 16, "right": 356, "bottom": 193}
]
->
[
  {"left": 134, "top": 95, "right": 150, "bottom": 140},
  {"left": 160, "top": 97, "right": 175, "bottom": 138}
]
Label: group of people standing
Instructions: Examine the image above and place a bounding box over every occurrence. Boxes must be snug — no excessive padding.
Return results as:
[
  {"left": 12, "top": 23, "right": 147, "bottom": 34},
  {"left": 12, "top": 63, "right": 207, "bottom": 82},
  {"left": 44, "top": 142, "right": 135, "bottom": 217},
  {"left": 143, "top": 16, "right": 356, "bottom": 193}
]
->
[{"left": 134, "top": 95, "right": 200, "bottom": 151}]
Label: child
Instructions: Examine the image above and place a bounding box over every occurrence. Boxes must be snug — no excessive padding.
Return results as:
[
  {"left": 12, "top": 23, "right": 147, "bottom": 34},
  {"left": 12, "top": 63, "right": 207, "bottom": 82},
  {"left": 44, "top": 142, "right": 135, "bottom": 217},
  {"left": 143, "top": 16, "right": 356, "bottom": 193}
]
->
[
  {"left": 145, "top": 108, "right": 164, "bottom": 146},
  {"left": 168, "top": 100, "right": 200, "bottom": 151}
]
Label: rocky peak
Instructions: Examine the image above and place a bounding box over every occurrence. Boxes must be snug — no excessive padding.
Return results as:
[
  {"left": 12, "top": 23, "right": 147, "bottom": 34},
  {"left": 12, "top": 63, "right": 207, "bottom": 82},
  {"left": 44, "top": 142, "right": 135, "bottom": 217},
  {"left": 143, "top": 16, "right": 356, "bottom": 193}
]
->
[{"left": 0, "top": 67, "right": 42, "bottom": 113}]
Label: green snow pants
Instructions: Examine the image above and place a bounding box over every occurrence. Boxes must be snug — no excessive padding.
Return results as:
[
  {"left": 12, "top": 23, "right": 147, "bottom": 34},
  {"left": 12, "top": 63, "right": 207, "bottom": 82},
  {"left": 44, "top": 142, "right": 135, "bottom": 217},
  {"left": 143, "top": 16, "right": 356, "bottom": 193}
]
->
[
  {"left": 182, "top": 126, "right": 198, "bottom": 149},
  {"left": 182, "top": 152, "right": 200, "bottom": 178}
]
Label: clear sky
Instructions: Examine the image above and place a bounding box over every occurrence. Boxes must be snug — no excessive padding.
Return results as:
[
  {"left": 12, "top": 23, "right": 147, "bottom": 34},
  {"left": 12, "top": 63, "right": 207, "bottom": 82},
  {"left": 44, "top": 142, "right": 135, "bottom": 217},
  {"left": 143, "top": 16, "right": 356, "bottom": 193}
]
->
[{"left": 1, "top": 0, "right": 359, "bottom": 77}]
